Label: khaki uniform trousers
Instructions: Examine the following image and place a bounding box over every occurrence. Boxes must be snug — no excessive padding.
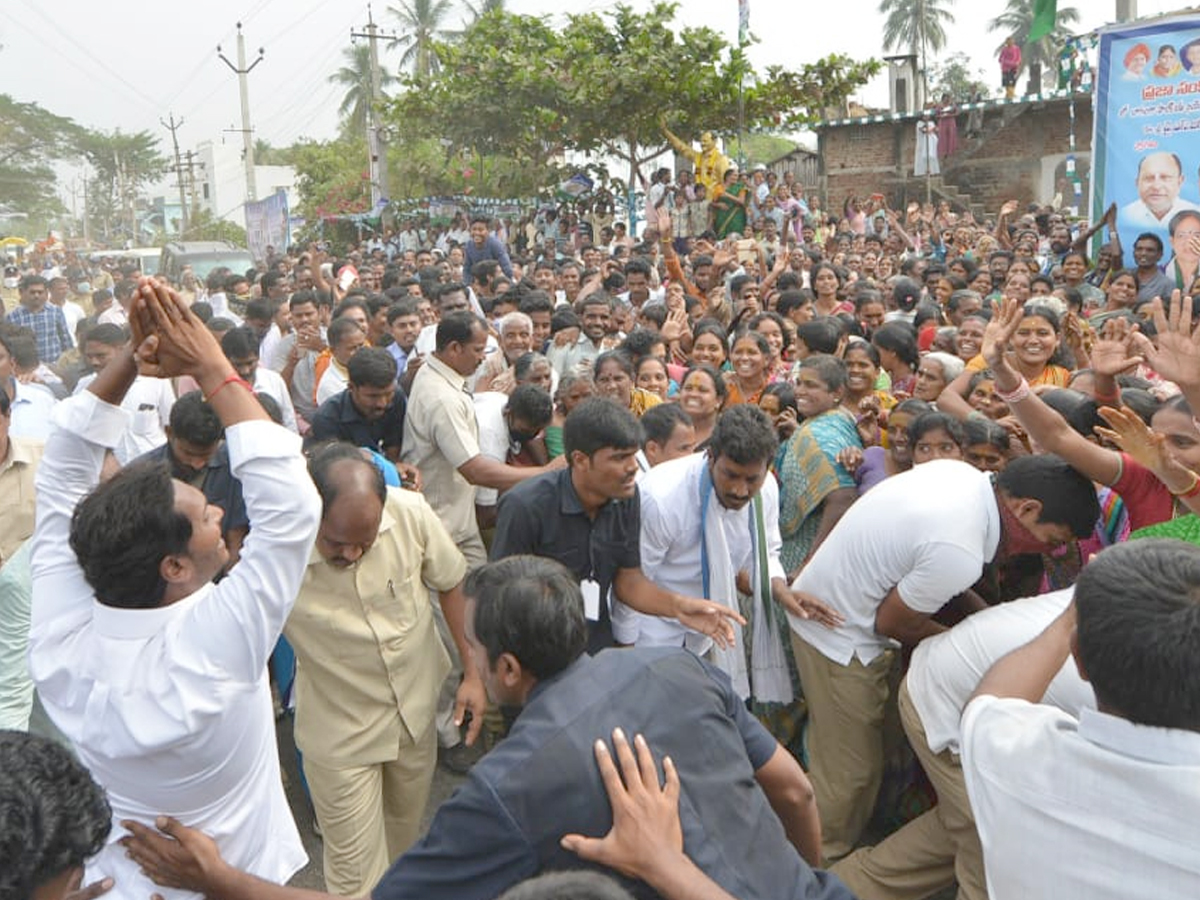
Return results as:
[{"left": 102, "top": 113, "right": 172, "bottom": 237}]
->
[
  {"left": 791, "top": 630, "right": 894, "bottom": 860},
  {"left": 303, "top": 724, "right": 437, "bottom": 897},
  {"left": 830, "top": 679, "right": 986, "bottom": 900}
]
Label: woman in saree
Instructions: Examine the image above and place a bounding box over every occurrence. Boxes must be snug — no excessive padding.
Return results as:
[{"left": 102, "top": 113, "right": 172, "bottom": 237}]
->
[{"left": 776, "top": 354, "right": 861, "bottom": 579}]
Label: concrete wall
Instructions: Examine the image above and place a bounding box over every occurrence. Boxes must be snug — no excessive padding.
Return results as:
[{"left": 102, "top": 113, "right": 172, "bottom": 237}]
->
[{"left": 818, "top": 95, "right": 1094, "bottom": 216}]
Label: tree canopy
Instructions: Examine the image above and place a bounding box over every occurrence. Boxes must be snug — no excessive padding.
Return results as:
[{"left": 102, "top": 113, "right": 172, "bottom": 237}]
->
[
  {"left": 385, "top": 2, "right": 878, "bottom": 196},
  {"left": 0, "top": 95, "right": 83, "bottom": 223}
]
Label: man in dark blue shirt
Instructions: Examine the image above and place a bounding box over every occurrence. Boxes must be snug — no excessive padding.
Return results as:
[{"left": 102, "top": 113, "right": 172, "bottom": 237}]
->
[
  {"left": 309, "top": 347, "right": 407, "bottom": 463},
  {"left": 122, "top": 555, "right": 850, "bottom": 900},
  {"left": 463, "top": 215, "right": 513, "bottom": 287}
]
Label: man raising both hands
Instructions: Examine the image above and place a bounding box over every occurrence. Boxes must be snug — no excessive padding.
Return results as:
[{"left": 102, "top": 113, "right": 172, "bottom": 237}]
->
[{"left": 29, "top": 279, "right": 321, "bottom": 898}]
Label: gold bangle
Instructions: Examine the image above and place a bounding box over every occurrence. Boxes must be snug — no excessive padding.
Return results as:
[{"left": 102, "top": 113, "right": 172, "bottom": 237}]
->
[{"left": 1169, "top": 471, "right": 1200, "bottom": 498}]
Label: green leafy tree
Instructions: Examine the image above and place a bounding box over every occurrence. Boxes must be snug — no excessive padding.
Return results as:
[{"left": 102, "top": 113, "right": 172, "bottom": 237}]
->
[
  {"left": 253, "top": 138, "right": 296, "bottom": 167},
  {"left": 989, "top": 0, "right": 1081, "bottom": 89},
  {"left": 387, "top": 0, "right": 457, "bottom": 78},
  {"left": 0, "top": 95, "right": 83, "bottom": 223},
  {"left": 291, "top": 137, "right": 372, "bottom": 222},
  {"left": 329, "top": 44, "right": 397, "bottom": 137},
  {"left": 79, "top": 129, "right": 166, "bottom": 242},
  {"left": 386, "top": 3, "right": 877, "bottom": 211},
  {"left": 928, "top": 51, "right": 991, "bottom": 101},
  {"left": 879, "top": 0, "right": 956, "bottom": 99}
]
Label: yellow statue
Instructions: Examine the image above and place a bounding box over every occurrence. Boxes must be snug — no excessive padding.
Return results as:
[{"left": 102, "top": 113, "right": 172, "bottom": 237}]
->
[{"left": 660, "top": 117, "right": 732, "bottom": 197}]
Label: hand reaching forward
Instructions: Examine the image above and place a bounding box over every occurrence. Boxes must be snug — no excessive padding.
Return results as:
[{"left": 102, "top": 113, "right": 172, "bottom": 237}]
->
[
  {"left": 1090, "top": 316, "right": 1144, "bottom": 378},
  {"left": 1132, "top": 292, "right": 1200, "bottom": 388},
  {"left": 676, "top": 596, "right": 746, "bottom": 649},
  {"left": 1095, "top": 405, "right": 1174, "bottom": 477},
  {"left": 981, "top": 297, "right": 1024, "bottom": 371},
  {"left": 561, "top": 729, "right": 682, "bottom": 881}
]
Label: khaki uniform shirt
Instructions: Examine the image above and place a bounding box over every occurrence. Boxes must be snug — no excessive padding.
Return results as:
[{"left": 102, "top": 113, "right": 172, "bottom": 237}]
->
[
  {"left": 0, "top": 437, "right": 43, "bottom": 569},
  {"left": 286, "top": 487, "right": 467, "bottom": 765},
  {"left": 401, "top": 356, "right": 481, "bottom": 545}
]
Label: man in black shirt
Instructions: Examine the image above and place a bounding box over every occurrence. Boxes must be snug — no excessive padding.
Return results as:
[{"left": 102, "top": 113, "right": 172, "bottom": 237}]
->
[
  {"left": 490, "top": 398, "right": 740, "bottom": 652},
  {"left": 309, "top": 347, "right": 407, "bottom": 463}
]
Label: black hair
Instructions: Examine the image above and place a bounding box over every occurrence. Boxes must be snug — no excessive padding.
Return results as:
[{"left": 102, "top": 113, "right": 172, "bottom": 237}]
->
[
  {"left": 995, "top": 453, "right": 1100, "bottom": 538},
  {"left": 1119, "top": 388, "right": 1161, "bottom": 425},
  {"left": 844, "top": 340, "right": 881, "bottom": 367},
  {"left": 708, "top": 404, "right": 778, "bottom": 466},
  {"left": 256, "top": 391, "right": 284, "bottom": 425},
  {"left": 518, "top": 292, "right": 554, "bottom": 316},
  {"left": 348, "top": 346, "right": 399, "bottom": 389},
  {"left": 387, "top": 299, "right": 421, "bottom": 324},
  {"left": 891, "top": 276, "right": 922, "bottom": 313},
  {"left": 245, "top": 298, "right": 273, "bottom": 324},
  {"left": 289, "top": 289, "right": 319, "bottom": 311},
  {"left": 1134, "top": 231, "right": 1164, "bottom": 254},
  {"left": 777, "top": 289, "right": 814, "bottom": 318},
  {"left": 0, "top": 731, "right": 112, "bottom": 899},
  {"left": 495, "top": 872, "right": 633, "bottom": 900},
  {"left": 465, "top": 556, "right": 588, "bottom": 679},
  {"left": 551, "top": 308, "right": 581, "bottom": 334},
  {"left": 69, "top": 461, "right": 192, "bottom": 608},
  {"left": 796, "top": 318, "right": 842, "bottom": 355},
  {"left": 435, "top": 311, "right": 484, "bottom": 352},
  {"left": 220, "top": 325, "right": 260, "bottom": 361},
  {"left": 327, "top": 316, "right": 366, "bottom": 350},
  {"left": 169, "top": 391, "right": 223, "bottom": 446},
  {"left": 640, "top": 402, "right": 693, "bottom": 450},
  {"left": 624, "top": 257, "right": 652, "bottom": 279},
  {"left": 620, "top": 328, "right": 663, "bottom": 362},
  {"left": 84, "top": 323, "right": 127, "bottom": 348},
  {"left": 963, "top": 416, "right": 1011, "bottom": 451},
  {"left": 908, "top": 410, "right": 966, "bottom": 448},
  {"left": 507, "top": 384, "right": 554, "bottom": 428},
  {"left": 307, "top": 441, "right": 387, "bottom": 511},
  {"left": 593, "top": 349, "right": 635, "bottom": 380},
  {"left": 563, "top": 397, "right": 641, "bottom": 460},
  {"left": 761, "top": 380, "right": 797, "bottom": 414},
  {"left": 1040, "top": 388, "right": 1101, "bottom": 439},
  {"left": 872, "top": 321, "right": 920, "bottom": 369},
  {"left": 1075, "top": 539, "right": 1200, "bottom": 731}
]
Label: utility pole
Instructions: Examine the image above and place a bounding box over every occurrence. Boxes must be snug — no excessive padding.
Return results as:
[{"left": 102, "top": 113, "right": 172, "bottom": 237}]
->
[
  {"left": 218, "top": 23, "right": 264, "bottom": 202},
  {"left": 1116, "top": 0, "right": 1137, "bottom": 21},
  {"left": 352, "top": 5, "right": 394, "bottom": 217},
  {"left": 184, "top": 150, "right": 204, "bottom": 225},
  {"left": 160, "top": 112, "right": 189, "bottom": 234}
]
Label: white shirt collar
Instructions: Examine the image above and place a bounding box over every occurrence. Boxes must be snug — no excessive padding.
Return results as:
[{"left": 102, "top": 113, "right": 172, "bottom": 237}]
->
[{"left": 1078, "top": 706, "right": 1200, "bottom": 766}]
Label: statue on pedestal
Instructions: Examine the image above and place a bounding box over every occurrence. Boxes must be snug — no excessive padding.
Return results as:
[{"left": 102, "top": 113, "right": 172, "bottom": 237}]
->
[{"left": 660, "top": 117, "right": 732, "bottom": 197}]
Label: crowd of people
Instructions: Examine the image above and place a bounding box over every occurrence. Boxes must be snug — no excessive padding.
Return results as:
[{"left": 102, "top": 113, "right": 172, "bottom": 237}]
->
[{"left": 2, "top": 166, "right": 1200, "bottom": 900}]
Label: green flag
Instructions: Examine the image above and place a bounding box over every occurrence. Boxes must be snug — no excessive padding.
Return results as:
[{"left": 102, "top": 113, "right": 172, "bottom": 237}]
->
[{"left": 1029, "top": 0, "right": 1057, "bottom": 42}]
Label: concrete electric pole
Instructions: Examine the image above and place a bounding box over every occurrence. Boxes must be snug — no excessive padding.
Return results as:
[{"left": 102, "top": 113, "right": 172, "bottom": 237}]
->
[
  {"left": 217, "top": 23, "right": 264, "bottom": 202},
  {"left": 160, "top": 112, "right": 189, "bottom": 233},
  {"left": 351, "top": 5, "right": 393, "bottom": 215}
]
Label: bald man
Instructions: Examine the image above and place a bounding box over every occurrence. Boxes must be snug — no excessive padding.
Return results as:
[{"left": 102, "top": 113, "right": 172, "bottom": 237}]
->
[{"left": 283, "top": 443, "right": 486, "bottom": 896}]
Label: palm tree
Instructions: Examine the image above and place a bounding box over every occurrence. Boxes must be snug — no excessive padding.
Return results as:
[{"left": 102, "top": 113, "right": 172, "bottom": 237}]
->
[
  {"left": 462, "top": 0, "right": 504, "bottom": 26},
  {"left": 989, "top": 0, "right": 1081, "bottom": 91},
  {"left": 328, "top": 44, "right": 397, "bottom": 136},
  {"left": 879, "top": 0, "right": 956, "bottom": 104},
  {"left": 387, "top": 0, "right": 456, "bottom": 78}
]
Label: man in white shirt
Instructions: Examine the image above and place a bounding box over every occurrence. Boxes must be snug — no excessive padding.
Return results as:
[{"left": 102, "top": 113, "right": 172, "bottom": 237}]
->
[
  {"left": 831, "top": 588, "right": 1095, "bottom": 900},
  {"left": 74, "top": 323, "right": 174, "bottom": 465},
  {"left": 790, "top": 456, "right": 1099, "bottom": 859},
  {"left": 221, "top": 326, "right": 298, "bottom": 433},
  {"left": 29, "top": 279, "right": 321, "bottom": 899},
  {"left": 1120, "top": 151, "right": 1200, "bottom": 232},
  {"left": 472, "top": 384, "right": 554, "bottom": 526},
  {"left": 962, "top": 539, "right": 1200, "bottom": 900},
  {"left": 636, "top": 406, "right": 838, "bottom": 701}
]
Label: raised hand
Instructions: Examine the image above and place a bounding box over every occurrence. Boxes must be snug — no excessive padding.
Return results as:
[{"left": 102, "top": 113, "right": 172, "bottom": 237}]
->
[
  {"left": 1130, "top": 292, "right": 1200, "bottom": 389},
  {"left": 1095, "top": 405, "right": 1172, "bottom": 476},
  {"left": 1090, "top": 316, "right": 1144, "bottom": 377},
  {"left": 129, "top": 278, "right": 228, "bottom": 381},
  {"left": 981, "top": 297, "right": 1024, "bottom": 370}
]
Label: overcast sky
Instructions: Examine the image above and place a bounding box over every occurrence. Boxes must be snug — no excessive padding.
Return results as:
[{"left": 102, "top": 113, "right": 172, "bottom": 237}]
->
[{"left": 0, "top": 0, "right": 1180, "bottom": 175}]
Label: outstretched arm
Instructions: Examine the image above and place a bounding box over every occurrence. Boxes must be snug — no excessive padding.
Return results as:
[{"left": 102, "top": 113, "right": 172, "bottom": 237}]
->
[{"left": 984, "top": 298, "right": 1123, "bottom": 485}]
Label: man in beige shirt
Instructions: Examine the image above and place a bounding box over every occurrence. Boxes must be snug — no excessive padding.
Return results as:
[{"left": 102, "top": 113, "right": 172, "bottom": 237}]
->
[
  {"left": 285, "top": 443, "right": 485, "bottom": 897},
  {"left": 401, "top": 311, "right": 563, "bottom": 757},
  {"left": 0, "top": 389, "right": 43, "bottom": 569}
]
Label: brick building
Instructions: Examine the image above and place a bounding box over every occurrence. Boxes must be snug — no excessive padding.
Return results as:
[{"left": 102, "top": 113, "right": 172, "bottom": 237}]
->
[{"left": 815, "top": 89, "right": 1093, "bottom": 220}]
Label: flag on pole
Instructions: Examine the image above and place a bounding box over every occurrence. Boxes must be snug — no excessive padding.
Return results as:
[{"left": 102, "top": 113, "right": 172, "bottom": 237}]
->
[
  {"left": 738, "top": 0, "right": 750, "bottom": 46},
  {"left": 1029, "top": 0, "right": 1057, "bottom": 42}
]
